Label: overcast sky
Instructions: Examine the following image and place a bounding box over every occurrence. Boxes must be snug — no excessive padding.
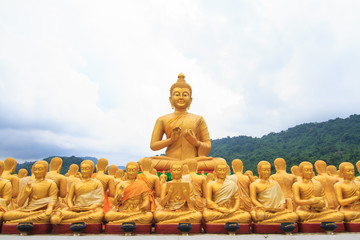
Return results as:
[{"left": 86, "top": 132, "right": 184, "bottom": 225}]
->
[{"left": 1, "top": 1, "right": 359, "bottom": 165}]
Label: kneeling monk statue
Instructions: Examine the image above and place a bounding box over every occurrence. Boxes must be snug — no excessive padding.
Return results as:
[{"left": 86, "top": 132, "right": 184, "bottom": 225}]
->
[
  {"left": 250, "top": 161, "right": 298, "bottom": 223},
  {"left": 105, "top": 162, "right": 153, "bottom": 224},
  {"left": 154, "top": 162, "right": 202, "bottom": 223},
  {"left": 149, "top": 73, "right": 226, "bottom": 172},
  {"left": 203, "top": 163, "right": 251, "bottom": 223},
  {"left": 3, "top": 161, "right": 58, "bottom": 223},
  {"left": 51, "top": 160, "right": 104, "bottom": 224}
]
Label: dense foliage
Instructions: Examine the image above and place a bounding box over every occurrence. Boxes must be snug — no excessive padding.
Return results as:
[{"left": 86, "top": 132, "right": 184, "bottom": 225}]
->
[{"left": 210, "top": 114, "right": 360, "bottom": 174}]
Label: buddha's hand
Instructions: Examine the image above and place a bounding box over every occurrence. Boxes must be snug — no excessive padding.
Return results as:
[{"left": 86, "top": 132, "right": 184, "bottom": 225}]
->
[
  {"left": 25, "top": 182, "right": 33, "bottom": 194},
  {"left": 45, "top": 207, "right": 53, "bottom": 216},
  {"left": 217, "top": 207, "right": 231, "bottom": 214},
  {"left": 311, "top": 197, "right": 323, "bottom": 204},
  {"left": 170, "top": 127, "right": 181, "bottom": 143},
  {"left": 184, "top": 129, "right": 199, "bottom": 147}
]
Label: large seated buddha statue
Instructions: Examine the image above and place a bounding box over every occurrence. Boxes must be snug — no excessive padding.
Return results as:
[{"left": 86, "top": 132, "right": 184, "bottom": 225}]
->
[
  {"left": 334, "top": 162, "right": 360, "bottom": 222},
  {"left": 203, "top": 163, "right": 251, "bottom": 223},
  {"left": 293, "top": 161, "right": 344, "bottom": 223},
  {"left": 50, "top": 160, "right": 104, "bottom": 224},
  {"left": 105, "top": 162, "right": 153, "bottom": 224},
  {"left": 250, "top": 161, "right": 298, "bottom": 223},
  {"left": 150, "top": 73, "right": 226, "bottom": 172},
  {"left": 3, "top": 161, "right": 58, "bottom": 223},
  {"left": 154, "top": 162, "right": 202, "bottom": 223}
]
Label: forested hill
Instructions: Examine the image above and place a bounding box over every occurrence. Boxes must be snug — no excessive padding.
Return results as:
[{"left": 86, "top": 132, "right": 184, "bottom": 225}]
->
[{"left": 210, "top": 114, "right": 360, "bottom": 173}]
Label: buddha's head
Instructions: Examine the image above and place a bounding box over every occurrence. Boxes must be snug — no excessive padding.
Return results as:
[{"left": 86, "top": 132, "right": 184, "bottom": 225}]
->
[
  {"left": 4, "top": 157, "right": 17, "bottom": 173},
  {"left": 108, "top": 165, "right": 118, "bottom": 176},
  {"left": 326, "top": 165, "right": 338, "bottom": 176},
  {"left": 232, "top": 159, "right": 243, "bottom": 174},
  {"left": 0, "top": 160, "right": 4, "bottom": 175},
  {"left": 139, "top": 157, "right": 152, "bottom": 172},
  {"left": 96, "top": 158, "right": 108, "bottom": 172},
  {"left": 314, "top": 160, "right": 327, "bottom": 174},
  {"left": 50, "top": 157, "right": 63, "bottom": 173},
  {"left": 18, "top": 168, "right": 28, "bottom": 178},
  {"left": 339, "top": 162, "right": 354, "bottom": 180},
  {"left": 257, "top": 161, "right": 271, "bottom": 180},
  {"left": 126, "top": 162, "right": 139, "bottom": 180},
  {"left": 170, "top": 162, "right": 183, "bottom": 180},
  {"left": 69, "top": 164, "right": 79, "bottom": 176},
  {"left": 291, "top": 166, "right": 301, "bottom": 177},
  {"left": 299, "top": 161, "right": 314, "bottom": 180},
  {"left": 169, "top": 73, "right": 193, "bottom": 110},
  {"left": 81, "top": 160, "right": 95, "bottom": 179},
  {"left": 274, "top": 158, "right": 286, "bottom": 172},
  {"left": 215, "top": 163, "right": 227, "bottom": 180},
  {"left": 115, "top": 169, "right": 124, "bottom": 179},
  {"left": 33, "top": 162, "right": 48, "bottom": 180},
  {"left": 187, "top": 159, "right": 198, "bottom": 173}
]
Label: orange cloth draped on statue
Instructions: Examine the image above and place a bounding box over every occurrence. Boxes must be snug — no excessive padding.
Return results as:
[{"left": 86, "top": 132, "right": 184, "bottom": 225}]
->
[
  {"left": 137, "top": 173, "right": 156, "bottom": 211},
  {"left": 121, "top": 179, "right": 152, "bottom": 205}
]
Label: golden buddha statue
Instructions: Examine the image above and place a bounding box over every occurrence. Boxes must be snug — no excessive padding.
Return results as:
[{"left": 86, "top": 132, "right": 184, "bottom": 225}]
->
[
  {"left": 185, "top": 159, "right": 207, "bottom": 211},
  {"left": 18, "top": 169, "right": 28, "bottom": 179},
  {"left": 227, "top": 159, "right": 252, "bottom": 212},
  {"left": 50, "top": 160, "right": 104, "bottom": 224},
  {"left": 250, "top": 161, "right": 298, "bottom": 223},
  {"left": 203, "top": 163, "right": 251, "bottom": 223},
  {"left": 2, "top": 158, "right": 19, "bottom": 209},
  {"left": 270, "top": 158, "right": 297, "bottom": 210},
  {"left": 93, "top": 158, "right": 115, "bottom": 212},
  {"left": 0, "top": 160, "right": 12, "bottom": 222},
  {"left": 108, "top": 165, "right": 118, "bottom": 177},
  {"left": 3, "top": 161, "right": 58, "bottom": 223},
  {"left": 293, "top": 161, "right": 344, "bottom": 222},
  {"left": 46, "top": 157, "right": 67, "bottom": 199},
  {"left": 154, "top": 162, "right": 202, "bottom": 223},
  {"left": 114, "top": 169, "right": 124, "bottom": 187},
  {"left": 314, "top": 160, "right": 339, "bottom": 209},
  {"left": 105, "top": 162, "right": 153, "bottom": 224},
  {"left": 137, "top": 157, "right": 161, "bottom": 211},
  {"left": 66, "top": 164, "right": 81, "bottom": 191},
  {"left": 355, "top": 160, "right": 360, "bottom": 182},
  {"left": 291, "top": 165, "right": 303, "bottom": 182},
  {"left": 150, "top": 73, "right": 226, "bottom": 172},
  {"left": 334, "top": 162, "right": 360, "bottom": 222}
]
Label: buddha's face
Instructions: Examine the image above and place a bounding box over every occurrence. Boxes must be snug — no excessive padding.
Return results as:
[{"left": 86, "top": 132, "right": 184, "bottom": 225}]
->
[
  {"left": 343, "top": 165, "right": 355, "bottom": 180},
  {"left": 171, "top": 164, "right": 182, "bottom": 180},
  {"left": 126, "top": 164, "right": 138, "bottom": 180},
  {"left": 215, "top": 164, "right": 227, "bottom": 180},
  {"left": 302, "top": 164, "right": 314, "bottom": 180},
  {"left": 33, "top": 164, "right": 46, "bottom": 179},
  {"left": 170, "top": 87, "right": 192, "bottom": 110},
  {"left": 259, "top": 164, "right": 271, "bottom": 180},
  {"left": 81, "top": 163, "right": 93, "bottom": 178}
]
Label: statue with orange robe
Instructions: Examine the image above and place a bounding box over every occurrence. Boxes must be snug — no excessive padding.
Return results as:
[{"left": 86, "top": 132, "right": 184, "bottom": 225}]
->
[
  {"left": 105, "top": 162, "right": 153, "bottom": 224},
  {"left": 149, "top": 73, "right": 226, "bottom": 172}
]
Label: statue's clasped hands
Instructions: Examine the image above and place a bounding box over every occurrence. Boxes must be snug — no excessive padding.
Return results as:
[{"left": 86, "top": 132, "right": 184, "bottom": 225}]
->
[{"left": 184, "top": 129, "right": 200, "bottom": 147}]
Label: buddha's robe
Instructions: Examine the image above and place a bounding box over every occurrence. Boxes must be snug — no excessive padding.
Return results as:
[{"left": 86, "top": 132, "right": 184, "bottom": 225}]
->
[
  {"left": 154, "top": 181, "right": 202, "bottom": 223},
  {"left": 105, "top": 180, "right": 153, "bottom": 224},
  {"left": 228, "top": 174, "right": 252, "bottom": 212},
  {"left": 182, "top": 174, "right": 205, "bottom": 211},
  {"left": 137, "top": 173, "right": 156, "bottom": 211},
  {"left": 203, "top": 179, "right": 251, "bottom": 223},
  {"left": 151, "top": 113, "right": 225, "bottom": 171},
  {"left": 337, "top": 181, "right": 360, "bottom": 222},
  {"left": 54, "top": 179, "right": 104, "bottom": 224},
  {"left": 3, "top": 179, "right": 58, "bottom": 223},
  {"left": 295, "top": 180, "right": 344, "bottom": 222},
  {"left": 251, "top": 180, "right": 298, "bottom": 223}
]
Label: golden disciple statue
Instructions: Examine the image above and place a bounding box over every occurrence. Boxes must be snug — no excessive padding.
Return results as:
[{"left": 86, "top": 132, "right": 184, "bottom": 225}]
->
[
  {"left": 0, "top": 160, "right": 12, "bottom": 222},
  {"left": 185, "top": 159, "right": 207, "bottom": 211},
  {"left": 150, "top": 73, "right": 226, "bottom": 172},
  {"left": 203, "top": 163, "right": 251, "bottom": 223},
  {"left": 228, "top": 159, "right": 252, "bottom": 212},
  {"left": 50, "top": 160, "right": 104, "bottom": 224},
  {"left": 327, "top": 165, "right": 340, "bottom": 179},
  {"left": 3, "top": 161, "right": 58, "bottom": 223},
  {"left": 114, "top": 169, "right": 124, "bottom": 187},
  {"left": 314, "top": 160, "right": 339, "bottom": 209},
  {"left": 334, "top": 162, "right": 360, "bottom": 222},
  {"left": 250, "top": 161, "right": 298, "bottom": 223},
  {"left": 2, "top": 158, "right": 19, "bottom": 209},
  {"left": 93, "top": 158, "right": 115, "bottom": 212},
  {"left": 18, "top": 169, "right": 28, "bottom": 179},
  {"left": 46, "top": 157, "right": 67, "bottom": 199},
  {"left": 105, "top": 162, "right": 153, "bottom": 224},
  {"left": 293, "top": 161, "right": 344, "bottom": 222},
  {"left": 154, "top": 162, "right": 202, "bottom": 223}
]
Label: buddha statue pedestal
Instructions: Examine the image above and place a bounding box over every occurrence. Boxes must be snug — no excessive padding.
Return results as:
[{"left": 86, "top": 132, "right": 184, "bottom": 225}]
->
[
  {"left": 345, "top": 222, "right": 360, "bottom": 232},
  {"left": 155, "top": 223, "right": 201, "bottom": 234},
  {"left": 105, "top": 224, "right": 152, "bottom": 234},
  {"left": 252, "top": 223, "right": 298, "bottom": 234},
  {"left": 52, "top": 223, "right": 102, "bottom": 234},
  {"left": 298, "top": 222, "right": 344, "bottom": 233},
  {"left": 1, "top": 223, "right": 52, "bottom": 234},
  {"left": 204, "top": 223, "right": 250, "bottom": 234}
]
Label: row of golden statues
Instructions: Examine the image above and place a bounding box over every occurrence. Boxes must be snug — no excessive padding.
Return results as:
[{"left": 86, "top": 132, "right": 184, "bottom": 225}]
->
[{"left": 1, "top": 156, "right": 360, "bottom": 226}]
